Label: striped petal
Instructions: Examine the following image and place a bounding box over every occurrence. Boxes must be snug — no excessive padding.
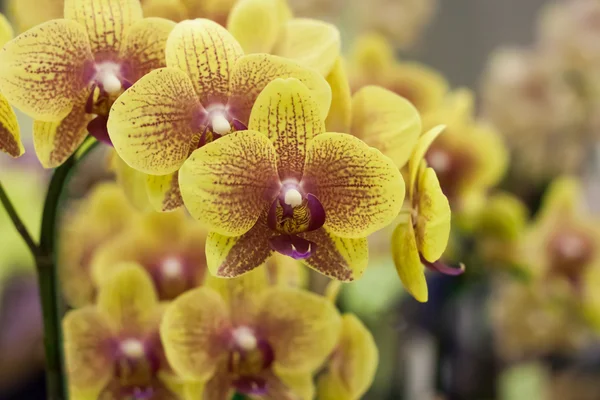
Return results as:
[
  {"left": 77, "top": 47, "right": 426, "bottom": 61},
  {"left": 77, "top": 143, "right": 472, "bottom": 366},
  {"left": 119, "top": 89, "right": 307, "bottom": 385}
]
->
[
  {"left": 165, "top": 19, "right": 243, "bottom": 106},
  {"left": 179, "top": 131, "right": 279, "bottom": 236},
  {"left": 416, "top": 167, "right": 451, "bottom": 262},
  {"left": 324, "top": 57, "right": 352, "bottom": 133},
  {"left": 206, "top": 217, "right": 274, "bottom": 278},
  {"left": 248, "top": 78, "right": 325, "bottom": 181},
  {"left": 120, "top": 17, "right": 176, "bottom": 82},
  {"left": 256, "top": 287, "right": 341, "bottom": 372},
  {"left": 63, "top": 306, "right": 114, "bottom": 394},
  {"left": 351, "top": 86, "right": 422, "bottom": 169},
  {"left": 299, "top": 228, "right": 368, "bottom": 281},
  {"left": 146, "top": 172, "right": 184, "bottom": 212},
  {"left": 392, "top": 217, "right": 427, "bottom": 302},
  {"left": 226, "top": 0, "right": 284, "bottom": 54},
  {"left": 33, "top": 102, "right": 93, "bottom": 168},
  {"left": 0, "top": 93, "right": 23, "bottom": 158},
  {"left": 97, "top": 263, "right": 159, "bottom": 333},
  {"left": 274, "top": 19, "right": 341, "bottom": 76},
  {"left": 0, "top": 13, "right": 13, "bottom": 47},
  {"left": 64, "top": 0, "right": 143, "bottom": 55},
  {"left": 0, "top": 19, "right": 94, "bottom": 121},
  {"left": 160, "top": 287, "right": 232, "bottom": 380},
  {"left": 108, "top": 67, "right": 202, "bottom": 175},
  {"left": 228, "top": 54, "right": 332, "bottom": 125},
  {"left": 303, "top": 133, "right": 405, "bottom": 238},
  {"left": 317, "top": 314, "right": 378, "bottom": 400}
]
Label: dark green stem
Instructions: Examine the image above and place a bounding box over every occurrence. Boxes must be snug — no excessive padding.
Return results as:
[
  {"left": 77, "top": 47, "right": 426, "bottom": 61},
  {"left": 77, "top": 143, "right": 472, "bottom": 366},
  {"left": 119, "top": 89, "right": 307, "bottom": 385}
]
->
[
  {"left": 37, "top": 154, "right": 76, "bottom": 400},
  {"left": 0, "top": 182, "right": 39, "bottom": 256}
]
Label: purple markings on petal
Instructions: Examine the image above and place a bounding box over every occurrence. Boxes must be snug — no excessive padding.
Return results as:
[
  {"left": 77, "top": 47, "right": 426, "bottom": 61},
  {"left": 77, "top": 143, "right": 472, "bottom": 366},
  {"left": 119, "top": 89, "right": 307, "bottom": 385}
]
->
[
  {"left": 306, "top": 193, "right": 326, "bottom": 231},
  {"left": 421, "top": 256, "right": 466, "bottom": 276},
  {"left": 87, "top": 115, "right": 113, "bottom": 146},
  {"left": 231, "top": 119, "right": 248, "bottom": 132},
  {"left": 269, "top": 235, "right": 317, "bottom": 259},
  {"left": 233, "top": 376, "right": 268, "bottom": 395}
]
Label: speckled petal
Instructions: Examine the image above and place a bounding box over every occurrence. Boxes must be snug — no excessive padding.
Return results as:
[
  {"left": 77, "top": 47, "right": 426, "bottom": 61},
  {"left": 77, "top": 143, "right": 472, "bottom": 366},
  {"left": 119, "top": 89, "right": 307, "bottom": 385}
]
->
[
  {"left": 179, "top": 131, "right": 279, "bottom": 236},
  {"left": 248, "top": 78, "right": 325, "bottom": 180},
  {"left": 0, "top": 93, "right": 23, "bottom": 158},
  {"left": 63, "top": 306, "right": 114, "bottom": 395},
  {"left": 146, "top": 171, "right": 184, "bottom": 212},
  {"left": 33, "top": 102, "right": 93, "bottom": 168},
  {"left": 274, "top": 19, "right": 340, "bottom": 76},
  {"left": 120, "top": 17, "right": 176, "bottom": 82},
  {"left": 165, "top": 19, "right": 243, "bottom": 106},
  {"left": 303, "top": 133, "right": 405, "bottom": 238},
  {"left": 324, "top": 57, "right": 352, "bottom": 133},
  {"left": 108, "top": 67, "right": 202, "bottom": 175},
  {"left": 0, "top": 19, "right": 94, "bottom": 121},
  {"left": 257, "top": 287, "right": 341, "bottom": 372},
  {"left": 64, "top": 0, "right": 143, "bottom": 55},
  {"left": 160, "top": 287, "right": 231, "bottom": 380},
  {"left": 228, "top": 53, "right": 332, "bottom": 124},
  {"left": 392, "top": 216, "right": 427, "bottom": 302},
  {"left": 299, "top": 228, "right": 368, "bottom": 282},
  {"left": 352, "top": 85, "right": 422, "bottom": 169}
]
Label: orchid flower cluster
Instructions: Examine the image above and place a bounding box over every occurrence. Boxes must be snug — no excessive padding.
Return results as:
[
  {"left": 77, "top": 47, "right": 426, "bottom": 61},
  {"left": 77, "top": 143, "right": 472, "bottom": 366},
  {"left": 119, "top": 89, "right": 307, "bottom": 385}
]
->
[{"left": 0, "top": 0, "right": 466, "bottom": 398}]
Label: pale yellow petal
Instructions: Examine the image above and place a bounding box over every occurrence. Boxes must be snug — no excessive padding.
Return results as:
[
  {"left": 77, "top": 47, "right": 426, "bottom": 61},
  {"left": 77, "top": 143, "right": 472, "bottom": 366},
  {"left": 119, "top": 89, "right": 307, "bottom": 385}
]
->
[
  {"left": 108, "top": 67, "right": 201, "bottom": 175},
  {"left": 142, "top": 0, "right": 188, "bottom": 21},
  {"left": 180, "top": 0, "right": 237, "bottom": 25},
  {"left": 166, "top": 19, "right": 243, "bottom": 106},
  {"left": 0, "top": 19, "right": 94, "bottom": 121},
  {"left": 351, "top": 85, "right": 422, "bottom": 169},
  {"left": 248, "top": 77, "right": 325, "bottom": 180},
  {"left": 64, "top": 0, "right": 143, "bottom": 54},
  {"left": 392, "top": 217, "right": 428, "bottom": 302},
  {"left": 0, "top": 13, "right": 14, "bottom": 47},
  {"left": 324, "top": 57, "right": 352, "bottom": 133},
  {"left": 274, "top": 18, "right": 341, "bottom": 76},
  {"left": 350, "top": 33, "right": 395, "bottom": 78},
  {"left": 109, "top": 152, "right": 153, "bottom": 211},
  {"left": 227, "top": 0, "right": 283, "bottom": 54},
  {"left": 0, "top": 93, "right": 23, "bottom": 158},
  {"left": 146, "top": 171, "right": 184, "bottom": 212},
  {"left": 179, "top": 131, "right": 279, "bottom": 236},
  {"left": 303, "top": 133, "right": 405, "bottom": 238},
  {"left": 408, "top": 124, "right": 445, "bottom": 198}
]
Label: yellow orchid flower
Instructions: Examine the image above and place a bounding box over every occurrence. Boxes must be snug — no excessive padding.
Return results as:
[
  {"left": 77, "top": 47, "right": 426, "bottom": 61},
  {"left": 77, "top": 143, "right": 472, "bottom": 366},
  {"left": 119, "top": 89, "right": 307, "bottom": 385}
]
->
[
  {"left": 227, "top": 0, "right": 341, "bottom": 76},
  {"left": 63, "top": 263, "right": 185, "bottom": 399},
  {"left": 392, "top": 126, "right": 463, "bottom": 303},
  {"left": 59, "top": 182, "right": 140, "bottom": 308},
  {"left": 160, "top": 268, "right": 341, "bottom": 398},
  {"left": 91, "top": 210, "right": 208, "bottom": 300},
  {"left": 520, "top": 176, "right": 600, "bottom": 289},
  {"left": 0, "top": 0, "right": 176, "bottom": 168},
  {"left": 422, "top": 89, "right": 508, "bottom": 216},
  {"left": 0, "top": 14, "right": 23, "bottom": 158},
  {"left": 348, "top": 33, "right": 448, "bottom": 116},
  {"left": 107, "top": 18, "right": 332, "bottom": 212},
  {"left": 178, "top": 78, "right": 404, "bottom": 281},
  {"left": 317, "top": 314, "right": 378, "bottom": 400},
  {"left": 7, "top": 0, "right": 64, "bottom": 33}
]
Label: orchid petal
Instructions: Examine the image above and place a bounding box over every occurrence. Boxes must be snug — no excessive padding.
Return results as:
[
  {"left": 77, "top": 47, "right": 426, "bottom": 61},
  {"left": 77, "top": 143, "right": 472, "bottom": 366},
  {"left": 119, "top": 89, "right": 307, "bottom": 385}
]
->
[
  {"left": 539, "top": 176, "right": 583, "bottom": 221},
  {"left": 206, "top": 217, "right": 274, "bottom": 278},
  {"left": 275, "top": 19, "right": 341, "bottom": 76},
  {"left": 97, "top": 263, "right": 159, "bottom": 333},
  {"left": 7, "top": 0, "right": 63, "bottom": 33},
  {"left": 166, "top": 19, "right": 243, "bottom": 106},
  {"left": 386, "top": 62, "right": 449, "bottom": 114},
  {"left": 108, "top": 67, "right": 202, "bottom": 175},
  {"left": 0, "top": 93, "right": 23, "bottom": 158},
  {"left": 119, "top": 17, "right": 176, "bottom": 82},
  {"left": 64, "top": 0, "right": 143, "bottom": 55},
  {"left": 257, "top": 287, "right": 341, "bottom": 372},
  {"left": 202, "top": 370, "right": 234, "bottom": 400},
  {"left": 160, "top": 287, "right": 232, "bottom": 381},
  {"left": 392, "top": 217, "right": 427, "bottom": 302},
  {"left": 228, "top": 54, "right": 332, "bottom": 124},
  {"left": 142, "top": 0, "right": 188, "bottom": 21},
  {"left": 63, "top": 307, "right": 114, "bottom": 395},
  {"left": 249, "top": 78, "right": 325, "bottom": 180},
  {"left": 227, "top": 0, "right": 283, "bottom": 54},
  {"left": 272, "top": 370, "right": 315, "bottom": 400},
  {"left": 324, "top": 57, "right": 352, "bottom": 133},
  {"left": 299, "top": 228, "right": 368, "bottom": 281},
  {"left": 350, "top": 33, "right": 395, "bottom": 78},
  {"left": 416, "top": 167, "right": 451, "bottom": 262},
  {"left": 317, "top": 314, "right": 378, "bottom": 400},
  {"left": 180, "top": 0, "right": 238, "bottom": 25},
  {"left": 351, "top": 86, "right": 422, "bottom": 169},
  {"left": 0, "top": 13, "right": 13, "bottom": 47},
  {"left": 0, "top": 19, "right": 94, "bottom": 121},
  {"left": 109, "top": 152, "right": 153, "bottom": 211},
  {"left": 408, "top": 124, "right": 445, "bottom": 197},
  {"left": 33, "top": 102, "right": 93, "bottom": 168},
  {"left": 179, "top": 131, "right": 279, "bottom": 236},
  {"left": 303, "top": 133, "right": 405, "bottom": 238},
  {"left": 146, "top": 172, "right": 184, "bottom": 212}
]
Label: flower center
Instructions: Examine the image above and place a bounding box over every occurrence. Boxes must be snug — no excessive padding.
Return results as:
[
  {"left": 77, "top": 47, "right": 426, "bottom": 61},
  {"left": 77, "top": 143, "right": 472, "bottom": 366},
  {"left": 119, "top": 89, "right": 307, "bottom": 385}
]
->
[
  {"left": 160, "top": 256, "right": 183, "bottom": 279},
  {"left": 211, "top": 112, "right": 232, "bottom": 136},
  {"left": 284, "top": 188, "right": 303, "bottom": 208},
  {"left": 228, "top": 327, "right": 274, "bottom": 396},
  {"left": 425, "top": 144, "right": 474, "bottom": 204},
  {"left": 120, "top": 338, "right": 145, "bottom": 359},
  {"left": 114, "top": 338, "right": 160, "bottom": 398},
  {"left": 232, "top": 326, "right": 258, "bottom": 351},
  {"left": 94, "top": 62, "right": 124, "bottom": 95},
  {"left": 549, "top": 230, "right": 594, "bottom": 282}
]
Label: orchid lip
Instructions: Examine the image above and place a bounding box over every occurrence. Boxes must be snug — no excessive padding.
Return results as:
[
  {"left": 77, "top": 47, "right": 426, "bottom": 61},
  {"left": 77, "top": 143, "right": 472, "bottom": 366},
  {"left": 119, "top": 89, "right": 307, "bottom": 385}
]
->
[
  {"left": 420, "top": 255, "right": 465, "bottom": 276},
  {"left": 267, "top": 190, "right": 326, "bottom": 235},
  {"left": 87, "top": 115, "right": 113, "bottom": 146},
  {"left": 269, "top": 234, "right": 317, "bottom": 260}
]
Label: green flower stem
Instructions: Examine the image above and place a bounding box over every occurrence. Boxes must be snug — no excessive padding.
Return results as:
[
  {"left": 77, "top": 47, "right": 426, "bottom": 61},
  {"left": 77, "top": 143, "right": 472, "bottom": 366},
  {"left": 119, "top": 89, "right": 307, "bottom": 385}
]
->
[{"left": 0, "top": 182, "right": 39, "bottom": 256}]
